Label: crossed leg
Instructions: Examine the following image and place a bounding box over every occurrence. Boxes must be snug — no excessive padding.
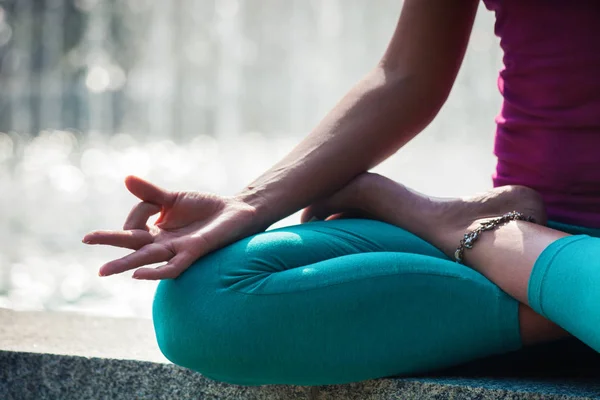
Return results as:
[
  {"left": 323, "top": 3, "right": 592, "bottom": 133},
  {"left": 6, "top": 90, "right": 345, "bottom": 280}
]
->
[
  {"left": 153, "top": 177, "right": 600, "bottom": 385},
  {"left": 152, "top": 217, "right": 577, "bottom": 386}
]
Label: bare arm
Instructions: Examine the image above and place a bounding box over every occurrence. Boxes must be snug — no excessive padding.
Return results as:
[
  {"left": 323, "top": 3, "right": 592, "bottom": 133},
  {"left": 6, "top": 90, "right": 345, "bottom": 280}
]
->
[
  {"left": 85, "top": 0, "right": 481, "bottom": 279},
  {"left": 239, "top": 0, "right": 480, "bottom": 228}
]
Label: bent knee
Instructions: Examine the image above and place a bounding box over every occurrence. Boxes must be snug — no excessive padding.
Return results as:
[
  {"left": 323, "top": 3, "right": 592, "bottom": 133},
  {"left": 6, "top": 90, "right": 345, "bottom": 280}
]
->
[
  {"left": 151, "top": 251, "right": 225, "bottom": 369},
  {"left": 151, "top": 232, "right": 311, "bottom": 383},
  {"left": 153, "top": 281, "right": 270, "bottom": 385},
  {"left": 151, "top": 253, "right": 267, "bottom": 383}
]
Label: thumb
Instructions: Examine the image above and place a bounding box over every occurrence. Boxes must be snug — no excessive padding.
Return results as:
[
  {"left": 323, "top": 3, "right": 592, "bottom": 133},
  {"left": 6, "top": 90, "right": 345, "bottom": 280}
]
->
[{"left": 124, "top": 175, "right": 173, "bottom": 205}]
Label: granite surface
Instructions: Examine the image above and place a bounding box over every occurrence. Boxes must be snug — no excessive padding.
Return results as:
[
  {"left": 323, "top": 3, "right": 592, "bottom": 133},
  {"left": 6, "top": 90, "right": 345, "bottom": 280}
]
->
[
  {"left": 1, "top": 351, "right": 317, "bottom": 400},
  {"left": 2, "top": 308, "right": 600, "bottom": 399},
  {"left": 0, "top": 307, "right": 166, "bottom": 363}
]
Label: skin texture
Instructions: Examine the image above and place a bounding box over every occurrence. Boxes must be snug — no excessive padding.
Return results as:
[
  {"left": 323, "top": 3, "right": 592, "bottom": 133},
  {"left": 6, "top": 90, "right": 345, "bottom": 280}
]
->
[{"left": 84, "top": 0, "right": 481, "bottom": 280}]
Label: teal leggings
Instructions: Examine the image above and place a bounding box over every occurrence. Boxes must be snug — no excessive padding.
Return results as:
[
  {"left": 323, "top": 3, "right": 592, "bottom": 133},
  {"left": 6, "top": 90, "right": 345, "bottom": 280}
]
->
[{"left": 152, "top": 219, "right": 600, "bottom": 386}]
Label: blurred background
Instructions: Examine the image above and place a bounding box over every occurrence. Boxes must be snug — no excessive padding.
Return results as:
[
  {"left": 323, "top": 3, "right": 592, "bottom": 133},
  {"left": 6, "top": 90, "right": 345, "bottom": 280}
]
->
[{"left": 0, "top": 0, "right": 501, "bottom": 318}]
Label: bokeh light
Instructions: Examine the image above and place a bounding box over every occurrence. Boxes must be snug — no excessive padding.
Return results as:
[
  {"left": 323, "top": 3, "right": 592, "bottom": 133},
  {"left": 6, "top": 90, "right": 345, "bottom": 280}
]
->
[{"left": 0, "top": 2, "right": 502, "bottom": 318}]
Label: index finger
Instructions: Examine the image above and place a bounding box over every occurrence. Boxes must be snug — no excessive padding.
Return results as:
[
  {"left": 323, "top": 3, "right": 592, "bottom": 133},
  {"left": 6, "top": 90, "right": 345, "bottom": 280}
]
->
[
  {"left": 124, "top": 175, "right": 174, "bottom": 205},
  {"left": 123, "top": 202, "right": 162, "bottom": 231}
]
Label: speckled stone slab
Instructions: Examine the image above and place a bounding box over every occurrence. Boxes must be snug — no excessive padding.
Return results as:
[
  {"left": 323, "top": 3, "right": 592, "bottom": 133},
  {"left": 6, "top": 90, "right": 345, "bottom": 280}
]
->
[
  {"left": 2, "top": 309, "right": 600, "bottom": 400},
  {"left": 0, "top": 351, "right": 317, "bottom": 400}
]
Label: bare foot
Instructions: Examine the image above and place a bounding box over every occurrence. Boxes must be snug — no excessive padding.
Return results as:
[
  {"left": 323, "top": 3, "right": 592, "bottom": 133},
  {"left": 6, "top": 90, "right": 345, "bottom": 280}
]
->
[
  {"left": 306, "top": 173, "right": 567, "bottom": 344},
  {"left": 303, "top": 173, "right": 547, "bottom": 260},
  {"left": 432, "top": 185, "right": 547, "bottom": 259}
]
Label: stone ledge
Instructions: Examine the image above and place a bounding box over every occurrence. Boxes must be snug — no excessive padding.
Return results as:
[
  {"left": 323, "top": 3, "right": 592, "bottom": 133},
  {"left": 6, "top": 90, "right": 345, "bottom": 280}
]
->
[{"left": 1, "top": 309, "right": 600, "bottom": 400}]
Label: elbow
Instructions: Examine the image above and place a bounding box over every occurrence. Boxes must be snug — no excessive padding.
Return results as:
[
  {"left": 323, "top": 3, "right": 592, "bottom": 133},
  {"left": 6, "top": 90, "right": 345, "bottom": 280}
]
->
[{"left": 382, "top": 69, "right": 451, "bottom": 137}]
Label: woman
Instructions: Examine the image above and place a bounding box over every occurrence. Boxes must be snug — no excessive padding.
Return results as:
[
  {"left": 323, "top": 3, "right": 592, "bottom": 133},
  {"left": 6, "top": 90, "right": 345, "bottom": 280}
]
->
[{"left": 84, "top": 0, "right": 600, "bottom": 386}]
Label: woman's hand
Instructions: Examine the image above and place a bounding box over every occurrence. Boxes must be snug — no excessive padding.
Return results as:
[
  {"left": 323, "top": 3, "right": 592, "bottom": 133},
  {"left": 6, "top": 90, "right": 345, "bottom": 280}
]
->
[{"left": 83, "top": 176, "right": 261, "bottom": 280}]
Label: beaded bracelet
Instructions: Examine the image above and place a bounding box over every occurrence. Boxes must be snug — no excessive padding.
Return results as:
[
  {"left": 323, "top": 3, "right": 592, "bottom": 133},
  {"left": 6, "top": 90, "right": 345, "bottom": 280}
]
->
[{"left": 454, "top": 211, "right": 536, "bottom": 263}]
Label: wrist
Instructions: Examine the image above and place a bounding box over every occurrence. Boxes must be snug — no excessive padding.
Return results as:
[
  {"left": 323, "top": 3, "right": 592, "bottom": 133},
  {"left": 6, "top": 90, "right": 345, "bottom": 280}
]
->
[{"left": 234, "top": 188, "right": 274, "bottom": 230}]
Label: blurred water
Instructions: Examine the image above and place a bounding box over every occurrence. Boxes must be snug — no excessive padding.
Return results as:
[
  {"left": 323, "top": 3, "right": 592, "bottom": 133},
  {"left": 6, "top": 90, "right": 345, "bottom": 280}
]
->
[{"left": 0, "top": 1, "right": 502, "bottom": 318}]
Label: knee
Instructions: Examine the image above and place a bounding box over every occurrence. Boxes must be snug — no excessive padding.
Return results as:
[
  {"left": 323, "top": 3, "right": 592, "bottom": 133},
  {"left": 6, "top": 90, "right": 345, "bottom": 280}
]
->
[
  {"left": 153, "top": 279, "right": 265, "bottom": 385},
  {"left": 151, "top": 254, "right": 226, "bottom": 374},
  {"left": 151, "top": 246, "right": 267, "bottom": 384}
]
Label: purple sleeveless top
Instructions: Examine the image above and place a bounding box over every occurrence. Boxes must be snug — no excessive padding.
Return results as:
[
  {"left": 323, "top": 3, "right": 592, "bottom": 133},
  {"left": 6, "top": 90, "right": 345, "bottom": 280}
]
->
[{"left": 483, "top": 0, "right": 600, "bottom": 227}]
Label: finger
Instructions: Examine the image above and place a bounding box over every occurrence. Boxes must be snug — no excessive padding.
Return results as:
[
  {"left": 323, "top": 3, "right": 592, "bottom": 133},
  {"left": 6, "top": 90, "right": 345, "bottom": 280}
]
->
[
  {"left": 123, "top": 202, "right": 162, "bottom": 230},
  {"left": 325, "top": 212, "right": 345, "bottom": 221},
  {"left": 99, "top": 243, "right": 173, "bottom": 277},
  {"left": 301, "top": 205, "right": 328, "bottom": 223},
  {"left": 300, "top": 204, "right": 330, "bottom": 223},
  {"left": 325, "top": 210, "right": 367, "bottom": 221},
  {"left": 125, "top": 175, "right": 173, "bottom": 206},
  {"left": 132, "top": 252, "right": 198, "bottom": 280},
  {"left": 83, "top": 229, "right": 153, "bottom": 249},
  {"left": 300, "top": 206, "right": 315, "bottom": 223}
]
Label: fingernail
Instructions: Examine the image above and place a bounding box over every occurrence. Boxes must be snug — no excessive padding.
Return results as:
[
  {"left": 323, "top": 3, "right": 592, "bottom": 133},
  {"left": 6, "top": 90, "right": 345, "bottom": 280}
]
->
[
  {"left": 98, "top": 271, "right": 104, "bottom": 277},
  {"left": 132, "top": 275, "right": 140, "bottom": 280}
]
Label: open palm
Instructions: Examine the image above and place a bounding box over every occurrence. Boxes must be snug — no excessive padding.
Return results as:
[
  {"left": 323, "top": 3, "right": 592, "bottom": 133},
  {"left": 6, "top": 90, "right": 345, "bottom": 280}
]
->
[{"left": 83, "top": 176, "right": 258, "bottom": 280}]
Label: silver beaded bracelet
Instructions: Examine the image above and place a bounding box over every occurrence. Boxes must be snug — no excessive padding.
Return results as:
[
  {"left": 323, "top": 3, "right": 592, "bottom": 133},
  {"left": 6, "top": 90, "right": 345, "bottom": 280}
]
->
[{"left": 454, "top": 211, "right": 536, "bottom": 263}]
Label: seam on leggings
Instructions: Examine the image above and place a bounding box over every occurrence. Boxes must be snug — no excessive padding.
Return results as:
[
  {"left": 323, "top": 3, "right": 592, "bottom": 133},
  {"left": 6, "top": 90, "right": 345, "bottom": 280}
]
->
[
  {"left": 219, "top": 254, "right": 492, "bottom": 296},
  {"left": 530, "top": 235, "right": 589, "bottom": 317}
]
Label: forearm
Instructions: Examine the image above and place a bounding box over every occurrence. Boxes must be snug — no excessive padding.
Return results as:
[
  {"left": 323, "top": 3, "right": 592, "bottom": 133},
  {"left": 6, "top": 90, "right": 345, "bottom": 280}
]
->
[{"left": 237, "top": 67, "right": 443, "bottom": 229}]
